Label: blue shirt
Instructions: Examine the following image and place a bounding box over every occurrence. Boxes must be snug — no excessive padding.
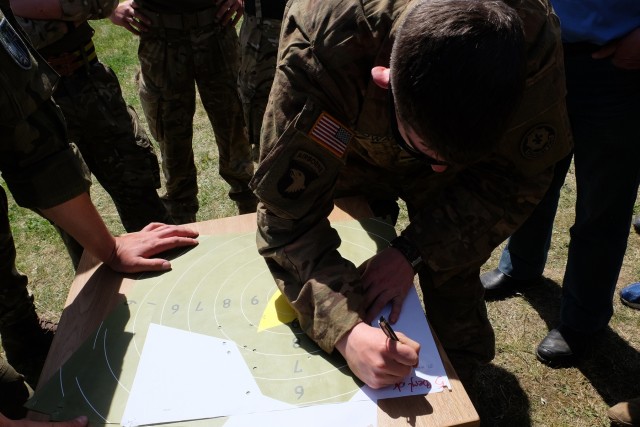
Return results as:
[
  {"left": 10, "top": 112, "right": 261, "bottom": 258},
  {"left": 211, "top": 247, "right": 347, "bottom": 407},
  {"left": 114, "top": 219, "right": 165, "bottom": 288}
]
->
[{"left": 552, "top": 0, "right": 640, "bottom": 44}]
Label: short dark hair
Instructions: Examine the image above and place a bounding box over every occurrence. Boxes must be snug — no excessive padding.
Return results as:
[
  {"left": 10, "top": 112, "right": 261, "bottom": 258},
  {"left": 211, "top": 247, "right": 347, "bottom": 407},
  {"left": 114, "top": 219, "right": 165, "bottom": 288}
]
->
[{"left": 390, "top": 0, "right": 526, "bottom": 165}]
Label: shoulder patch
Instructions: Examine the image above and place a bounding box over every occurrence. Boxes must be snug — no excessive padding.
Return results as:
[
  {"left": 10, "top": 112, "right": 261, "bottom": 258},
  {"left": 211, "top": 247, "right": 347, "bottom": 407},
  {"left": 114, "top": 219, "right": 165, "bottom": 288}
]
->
[
  {"left": 520, "top": 124, "right": 556, "bottom": 159},
  {"left": 308, "top": 111, "right": 353, "bottom": 158},
  {"left": 276, "top": 151, "right": 326, "bottom": 199},
  {"left": 0, "top": 18, "right": 32, "bottom": 70}
]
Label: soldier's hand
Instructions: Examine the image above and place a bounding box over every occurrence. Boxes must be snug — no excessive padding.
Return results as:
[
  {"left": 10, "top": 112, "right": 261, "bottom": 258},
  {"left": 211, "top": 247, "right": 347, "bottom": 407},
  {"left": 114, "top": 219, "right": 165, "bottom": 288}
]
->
[
  {"left": 110, "top": 0, "right": 151, "bottom": 36},
  {"left": 335, "top": 322, "right": 420, "bottom": 389},
  {"left": 592, "top": 27, "right": 640, "bottom": 70},
  {"left": 106, "top": 223, "right": 199, "bottom": 273},
  {"left": 214, "top": 0, "right": 243, "bottom": 27},
  {"left": 0, "top": 414, "right": 88, "bottom": 427},
  {"left": 358, "top": 247, "right": 415, "bottom": 324}
]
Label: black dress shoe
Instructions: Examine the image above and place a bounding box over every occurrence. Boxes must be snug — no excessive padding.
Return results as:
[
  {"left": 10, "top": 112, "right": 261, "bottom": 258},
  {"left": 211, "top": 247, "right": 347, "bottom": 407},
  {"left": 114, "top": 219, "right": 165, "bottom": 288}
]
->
[
  {"left": 536, "top": 328, "right": 588, "bottom": 368},
  {"left": 480, "top": 269, "right": 541, "bottom": 300}
]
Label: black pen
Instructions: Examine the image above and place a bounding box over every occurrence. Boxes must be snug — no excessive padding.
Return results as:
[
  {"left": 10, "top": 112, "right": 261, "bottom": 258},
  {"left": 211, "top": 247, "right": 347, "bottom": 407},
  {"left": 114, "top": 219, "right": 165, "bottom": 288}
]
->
[{"left": 378, "top": 315, "right": 399, "bottom": 341}]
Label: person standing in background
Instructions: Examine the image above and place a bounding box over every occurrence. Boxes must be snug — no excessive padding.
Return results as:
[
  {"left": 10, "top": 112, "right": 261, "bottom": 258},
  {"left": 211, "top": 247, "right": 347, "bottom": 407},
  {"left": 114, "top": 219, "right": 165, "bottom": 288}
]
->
[
  {"left": 237, "top": 0, "right": 287, "bottom": 161},
  {"left": 111, "top": 0, "right": 258, "bottom": 223},
  {"left": 480, "top": 1, "right": 640, "bottom": 368},
  {"left": 13, "top": 0, "right": 175, "bottom": 267},
  {"left": 1, "top": 0, "right": 199, "bottom": 411}
]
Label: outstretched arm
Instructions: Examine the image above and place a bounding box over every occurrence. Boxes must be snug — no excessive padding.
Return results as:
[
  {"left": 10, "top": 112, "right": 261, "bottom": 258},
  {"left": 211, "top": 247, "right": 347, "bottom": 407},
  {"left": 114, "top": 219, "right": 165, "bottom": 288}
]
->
[{"left": 41, "top": 193, "right": 199, "bottom": 273}]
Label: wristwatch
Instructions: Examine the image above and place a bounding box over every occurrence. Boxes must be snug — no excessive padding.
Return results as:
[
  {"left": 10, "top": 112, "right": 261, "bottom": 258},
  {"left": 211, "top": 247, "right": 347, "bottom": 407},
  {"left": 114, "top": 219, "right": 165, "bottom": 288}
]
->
[{"left": 389, "top": 235, "right": 423, "bottom": 271}]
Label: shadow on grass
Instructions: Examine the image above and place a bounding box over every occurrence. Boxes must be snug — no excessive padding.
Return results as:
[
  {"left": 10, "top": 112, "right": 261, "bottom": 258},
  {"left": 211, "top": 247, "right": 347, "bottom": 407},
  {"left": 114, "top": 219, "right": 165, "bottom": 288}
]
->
[
  {"left": 523, "top": 278, "right": 640, "bottom": 407},
  {"left": 475, "top": 277, "right": 640, "bottom": 426},
  {"left": 474, "top": 363, "right": 531, "bottom": 426}
]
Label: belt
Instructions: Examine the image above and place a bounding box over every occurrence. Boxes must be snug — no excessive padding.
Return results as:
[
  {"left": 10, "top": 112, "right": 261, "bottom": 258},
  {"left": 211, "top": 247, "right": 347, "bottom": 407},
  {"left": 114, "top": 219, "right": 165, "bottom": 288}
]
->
[
  {"left": 145, "top": 7, "right": 217, "bottom": 30},
  {"left": 45, "top": 40, "right": 98, "bottom": 77}
]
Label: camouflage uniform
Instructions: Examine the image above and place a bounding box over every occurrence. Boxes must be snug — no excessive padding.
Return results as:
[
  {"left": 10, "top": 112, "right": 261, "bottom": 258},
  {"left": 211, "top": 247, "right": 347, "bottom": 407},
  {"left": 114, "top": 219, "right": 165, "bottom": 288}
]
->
[
  {"left": 0, "top": 0, "right": 90, "bottom": 390},
  {"left": 237, "top": 0, "right": 287, "bottom": 160},
  {"left": 252, "top": 0, "right": 572, "bottom": 384},
  {"left": 135, "top": 0, "right": 257, "bottom": 222},
  {"left": 17, "top": 0, "right": 173, "bottom": 235}
]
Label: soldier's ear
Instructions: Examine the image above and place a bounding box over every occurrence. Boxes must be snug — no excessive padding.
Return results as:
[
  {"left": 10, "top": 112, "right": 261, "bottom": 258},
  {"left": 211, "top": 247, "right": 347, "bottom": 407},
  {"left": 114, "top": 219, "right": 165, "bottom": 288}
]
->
[{"left": 371, "top": 66, "right": 390, "bottom": 89}]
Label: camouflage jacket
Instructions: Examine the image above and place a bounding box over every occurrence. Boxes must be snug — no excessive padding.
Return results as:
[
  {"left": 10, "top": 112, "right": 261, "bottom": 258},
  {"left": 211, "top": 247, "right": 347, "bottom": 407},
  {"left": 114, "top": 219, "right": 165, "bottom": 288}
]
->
[
  {"left": 252, "top": 0, "right": 572, "bottom": 353},
  {"left": 16, "top": 0, "right": 117, "bottom": 49},
  {"left": 0, "top": 0, "right": 90, "bottom": 209}
]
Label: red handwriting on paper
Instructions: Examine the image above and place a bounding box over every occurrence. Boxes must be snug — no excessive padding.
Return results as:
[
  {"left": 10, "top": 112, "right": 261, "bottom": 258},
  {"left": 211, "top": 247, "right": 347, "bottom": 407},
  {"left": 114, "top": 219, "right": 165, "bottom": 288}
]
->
[
  {"left": 434, "top": 376, "right": 447, "bottom": 389},
  {"left": 393, "top": 377, "right": 432, "bottom": 393}
]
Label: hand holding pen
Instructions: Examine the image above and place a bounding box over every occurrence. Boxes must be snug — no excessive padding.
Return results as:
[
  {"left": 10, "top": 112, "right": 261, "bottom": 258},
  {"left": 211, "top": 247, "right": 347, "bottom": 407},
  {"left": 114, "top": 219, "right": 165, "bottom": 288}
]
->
[{"left": 335, "top": 321, "right": 421, "bottom": 389}]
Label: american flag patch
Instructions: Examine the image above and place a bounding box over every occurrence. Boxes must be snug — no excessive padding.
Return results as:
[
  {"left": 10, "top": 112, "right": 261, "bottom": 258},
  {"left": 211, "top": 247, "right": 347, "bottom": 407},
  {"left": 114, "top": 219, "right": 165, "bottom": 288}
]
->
[{"left": 308, "top": 112, "right": 353, "bottom": 158}]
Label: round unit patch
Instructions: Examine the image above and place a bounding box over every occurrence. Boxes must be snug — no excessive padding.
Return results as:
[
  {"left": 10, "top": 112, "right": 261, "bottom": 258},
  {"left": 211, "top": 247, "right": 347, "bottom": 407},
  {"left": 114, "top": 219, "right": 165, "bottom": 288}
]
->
[{"left": 520, "top": 124, "right": 556, "bottom": 159}]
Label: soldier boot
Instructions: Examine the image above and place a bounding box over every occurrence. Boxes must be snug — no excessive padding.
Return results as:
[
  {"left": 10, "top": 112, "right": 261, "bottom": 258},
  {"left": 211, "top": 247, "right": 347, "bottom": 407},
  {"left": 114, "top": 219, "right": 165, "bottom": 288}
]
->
[
  {"left": 0, "top": 356, "right": 33, "bottom": 419},
  {"left": 0, "top": 291, "right": 57, "bottom": 388}
]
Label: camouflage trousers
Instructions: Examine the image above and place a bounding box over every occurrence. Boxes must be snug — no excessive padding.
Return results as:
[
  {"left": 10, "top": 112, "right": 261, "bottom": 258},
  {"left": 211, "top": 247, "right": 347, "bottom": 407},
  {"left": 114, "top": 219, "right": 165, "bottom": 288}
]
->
[
  {"left": 0, "top": 186, "right": 36, "bottom": 331},
  {"left": 0, "top": 354, "right": 31, "bottom": 419},
  {"left": 238, "top": 15, "right": 282, "bottom": 160},
  {"left": 53, "top": 60, "right": 172, "bottom": 232},
  {"left": 137, "top": 20, "right": 256, "bottom": 222},
  {"left": 336, "top": 161, "right": 555, "bottom": 388}
]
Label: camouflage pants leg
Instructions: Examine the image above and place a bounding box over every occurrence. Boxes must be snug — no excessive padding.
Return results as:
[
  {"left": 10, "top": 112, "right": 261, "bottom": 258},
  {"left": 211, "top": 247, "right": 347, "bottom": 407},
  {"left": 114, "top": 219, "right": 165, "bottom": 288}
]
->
[
  {"left": 0, "top": 355, "right": 32, "bottom": 419},
  {"left": 238, "top": 16, "right": 282, "bottom": 161},
  {"left": 137, "top": 27, "right": 200, "bottom": 223},
  {"left": 405, "top": 166, "right": 554, "bottom": 392},
  {"left": 417, "top": 265, "right": 495, "bottom": 391},
  {"left": 53, "top": 61, "right": 172, "bottom": 232},
  {"left": 0, "top": 187, "right": 54, "bottom": 389},
  {"left": 194, "top": 24, "right": 256, "bottom": 214},
  {"left": 0, "top": 186, "right": 35, "bottom": 331}
]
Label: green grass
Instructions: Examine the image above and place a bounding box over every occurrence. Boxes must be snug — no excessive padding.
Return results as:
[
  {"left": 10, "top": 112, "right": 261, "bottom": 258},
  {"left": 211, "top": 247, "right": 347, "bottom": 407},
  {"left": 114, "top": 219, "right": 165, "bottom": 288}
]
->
[{"left": 2, "top": 18, "right": 640, "bottom": 427}]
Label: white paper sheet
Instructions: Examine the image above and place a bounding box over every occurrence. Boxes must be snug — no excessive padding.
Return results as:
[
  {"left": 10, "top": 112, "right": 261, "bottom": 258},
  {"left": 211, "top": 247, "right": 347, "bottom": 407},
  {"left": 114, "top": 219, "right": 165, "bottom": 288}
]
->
[
  {"left": 362, "top": 287, "right": 451, "bottom": 400},
  {"left": 121, "top": 324, "right": 292, "bottom": 427}
]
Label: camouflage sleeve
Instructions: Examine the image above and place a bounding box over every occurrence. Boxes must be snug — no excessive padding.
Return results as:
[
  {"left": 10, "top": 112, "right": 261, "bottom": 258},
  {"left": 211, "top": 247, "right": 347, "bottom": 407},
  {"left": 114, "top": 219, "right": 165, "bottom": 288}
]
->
[
  {"left": 402, "top": 0, "right": 572, "bottom": 282},
  {"left": 15, "top": 17, "right": 68, "bottom": 49},
  {"left": 0, "top": 11, "right": 90, "bottom": 209},
  {"left": 253, "top": 90, "right": 366, "bottom": 355},
  {"left": 60, "top": 0, "right": 118, "bottom": 21},
  {"left": 250, "top": 0, "right": 384, "bottom": 354}
]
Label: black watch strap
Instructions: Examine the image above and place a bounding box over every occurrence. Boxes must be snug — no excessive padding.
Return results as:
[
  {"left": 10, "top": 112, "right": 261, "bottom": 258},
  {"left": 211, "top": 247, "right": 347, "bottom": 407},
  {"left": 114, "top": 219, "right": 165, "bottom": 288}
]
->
[{"left": 389, "top": 235, "right": 423, "bottom": 271}]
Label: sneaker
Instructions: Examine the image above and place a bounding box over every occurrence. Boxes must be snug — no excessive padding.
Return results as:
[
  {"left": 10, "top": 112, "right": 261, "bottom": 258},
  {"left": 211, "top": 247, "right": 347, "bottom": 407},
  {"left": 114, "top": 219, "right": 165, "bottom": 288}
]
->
[
  {"left": 620, "top": 282, "right": 640, "bottom": 310},
  {"left": 633, "top": 215, "right": 640, "bottom": 235},
  {"left": 0, "top": 314, "right": 57, "bottom": 388},
  {"left": 608, "top": 397, "right": 640, "bottom": 426}
]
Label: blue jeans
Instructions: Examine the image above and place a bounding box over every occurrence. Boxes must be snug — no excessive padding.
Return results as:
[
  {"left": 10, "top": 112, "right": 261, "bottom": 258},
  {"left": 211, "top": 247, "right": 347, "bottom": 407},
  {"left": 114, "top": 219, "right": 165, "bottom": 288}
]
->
[{"left": 497, "top": 47, "right": 640, "bottom": 334}]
